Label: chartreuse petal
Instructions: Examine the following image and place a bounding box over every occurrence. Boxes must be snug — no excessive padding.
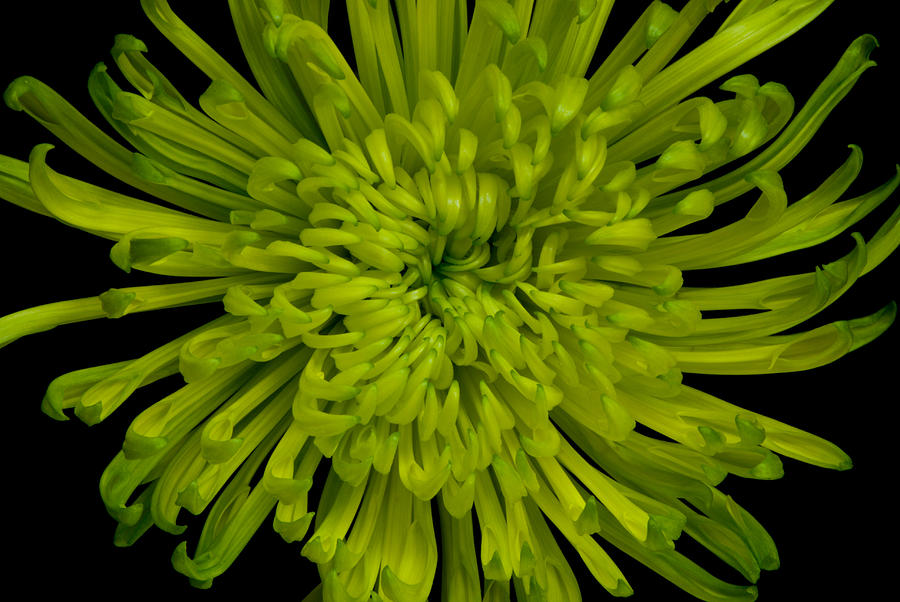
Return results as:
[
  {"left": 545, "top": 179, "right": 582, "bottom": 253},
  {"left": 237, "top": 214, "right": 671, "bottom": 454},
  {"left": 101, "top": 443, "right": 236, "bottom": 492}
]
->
[
  {"left": 171, "top": 412, "right": 288, "bottom": 588},
  {"left": 634, "top": 0, "right": 833, "bottom": 125},
  {"left": 141, "top": 0, "right": 302, "bottom": 143},
  {"left": 652, "top": 33, "right": 879, "bottom": 214},
  {"left": 0, "top": 155, "right": 51, "bottom": 216},
  {"left": 228, "top": 0, "right": 323, "bottom": 143},
  {"left": 0, "top": 273, "right": 279, "bottom": 349}
]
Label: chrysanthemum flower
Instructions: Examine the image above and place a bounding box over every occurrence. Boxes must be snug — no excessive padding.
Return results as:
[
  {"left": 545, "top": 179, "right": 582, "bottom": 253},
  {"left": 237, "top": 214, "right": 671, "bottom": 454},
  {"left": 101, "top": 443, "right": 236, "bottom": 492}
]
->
[{"left": 1, "top": 1, "right": 897, "bottom": 600}]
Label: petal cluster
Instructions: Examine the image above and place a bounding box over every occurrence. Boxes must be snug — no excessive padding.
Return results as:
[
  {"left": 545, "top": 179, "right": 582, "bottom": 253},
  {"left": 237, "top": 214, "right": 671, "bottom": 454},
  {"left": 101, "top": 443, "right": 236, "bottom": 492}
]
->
[{"left": 0, "top": 1, "right": 897, "bottom": 601}]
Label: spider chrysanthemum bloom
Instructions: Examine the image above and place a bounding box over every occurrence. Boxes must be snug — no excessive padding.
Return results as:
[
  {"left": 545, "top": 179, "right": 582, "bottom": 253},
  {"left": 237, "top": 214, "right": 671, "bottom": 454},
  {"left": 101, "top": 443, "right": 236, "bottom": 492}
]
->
[{"left": 1, "top": 0, "right": 898, "bottom": 600}]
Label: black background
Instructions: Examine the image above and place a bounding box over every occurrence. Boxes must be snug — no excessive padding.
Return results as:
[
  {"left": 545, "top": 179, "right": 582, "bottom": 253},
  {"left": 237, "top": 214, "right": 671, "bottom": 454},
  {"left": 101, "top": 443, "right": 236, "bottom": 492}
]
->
[{"left": 0, "top": 2, "right": 897, "bottom": 600}]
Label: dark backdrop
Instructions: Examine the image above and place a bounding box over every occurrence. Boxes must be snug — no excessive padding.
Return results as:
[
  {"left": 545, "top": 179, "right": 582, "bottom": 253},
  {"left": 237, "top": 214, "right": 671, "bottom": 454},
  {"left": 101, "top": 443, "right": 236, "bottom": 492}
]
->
[{"left": 0, "top": 2, "right": 896, "bottom": 599}]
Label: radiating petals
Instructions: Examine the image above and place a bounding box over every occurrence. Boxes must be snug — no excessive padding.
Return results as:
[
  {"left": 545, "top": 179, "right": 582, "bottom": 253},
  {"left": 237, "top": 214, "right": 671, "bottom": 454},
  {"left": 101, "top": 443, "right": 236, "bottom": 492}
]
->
[{"left": 1, "top": 2, "right": 897, "bottom": 601}]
